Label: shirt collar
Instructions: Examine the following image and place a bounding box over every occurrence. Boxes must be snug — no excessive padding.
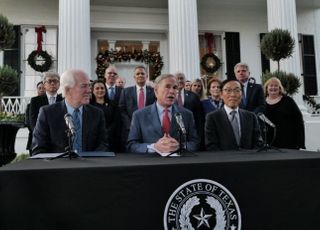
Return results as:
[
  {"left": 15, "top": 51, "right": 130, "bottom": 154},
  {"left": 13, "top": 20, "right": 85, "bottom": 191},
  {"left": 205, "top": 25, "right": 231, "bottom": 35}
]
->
[{"left": 65, "top": 100, "right": 83, "bottom": 115}]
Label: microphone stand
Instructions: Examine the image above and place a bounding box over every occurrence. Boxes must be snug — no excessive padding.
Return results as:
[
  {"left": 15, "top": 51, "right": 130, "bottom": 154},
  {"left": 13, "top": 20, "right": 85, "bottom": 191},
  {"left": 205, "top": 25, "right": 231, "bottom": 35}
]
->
[
  {"left": 167, "top": 128, "right": 195, "bottom": 157},
  {"left": 52, "top": 129, "right": 79, "bottom": 159},
  {"left": 257, "top": 120, "right": 282, "bottom": 152}
]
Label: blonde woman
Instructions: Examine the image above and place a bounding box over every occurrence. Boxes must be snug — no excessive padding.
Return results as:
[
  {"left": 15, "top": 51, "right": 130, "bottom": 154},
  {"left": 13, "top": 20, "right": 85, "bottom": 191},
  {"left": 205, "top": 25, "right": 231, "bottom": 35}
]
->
[{"left": 263, "top": 77, "right": 305, "bottom": 149}]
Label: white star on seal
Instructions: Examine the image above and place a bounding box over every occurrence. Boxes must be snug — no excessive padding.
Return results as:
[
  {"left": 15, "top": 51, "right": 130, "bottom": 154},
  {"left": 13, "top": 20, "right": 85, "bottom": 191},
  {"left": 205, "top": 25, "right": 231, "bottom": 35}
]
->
[
  {"left": 230, "top": 225, "right": 237, "bottom": 230},
  {"left": 193, "top": 208, "right": 212, "bottom": 228}
]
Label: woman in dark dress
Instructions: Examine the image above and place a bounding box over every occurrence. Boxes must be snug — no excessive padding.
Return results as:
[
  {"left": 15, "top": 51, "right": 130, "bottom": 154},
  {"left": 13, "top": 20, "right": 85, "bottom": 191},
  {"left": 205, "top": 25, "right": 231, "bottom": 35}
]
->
[
  {"left": 263, "top": 77, "right": 305, "bottom": 149},
  {"left": 201, "top": 78, "right": 223, "bottom": 115},
  {"left": 90, "top": 80, "right": 117, "bottom": 151}
]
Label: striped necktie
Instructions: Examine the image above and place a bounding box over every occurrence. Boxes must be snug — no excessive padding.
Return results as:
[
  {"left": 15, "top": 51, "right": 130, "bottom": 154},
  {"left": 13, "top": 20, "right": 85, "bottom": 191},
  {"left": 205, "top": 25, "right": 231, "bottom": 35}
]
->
[{"left": 73, "top": 108, "right": 82, "bottom": 152}]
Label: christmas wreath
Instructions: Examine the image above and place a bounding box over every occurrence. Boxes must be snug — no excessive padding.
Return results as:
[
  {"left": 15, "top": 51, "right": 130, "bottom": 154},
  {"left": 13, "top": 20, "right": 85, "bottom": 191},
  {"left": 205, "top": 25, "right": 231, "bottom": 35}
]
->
[
  {"left": 27, "top": 50, "right": 53, "bottom": 72},
  {"left": 96, "top": 49, "right": 163, "bottom": 80},
  {"left": 201, "top": 53, "right": 221, "bottom": 73}
]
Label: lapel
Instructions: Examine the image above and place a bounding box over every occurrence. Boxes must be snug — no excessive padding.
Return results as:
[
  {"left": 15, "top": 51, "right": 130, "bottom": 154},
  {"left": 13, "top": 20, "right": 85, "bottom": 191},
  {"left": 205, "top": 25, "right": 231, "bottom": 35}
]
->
[
  {"left": 169, "top": 104, "right": 179, "bottom": 136},
  {"left": 132, "top": 86, "right": 138, "bottom": 108},
  {"left": 238, "top": 109, "right": 246, "bottom": 144},
  {"left": 145, "top": 86, "right": 154, "bottom": 105},
  {"left": 82, "top": 105, "right": 89, "bottom": 148},
  {"left": 149, "top": 103, "right": 163, "bottom": 137},
  {"left": 246, "top": 82, "right": 254, "bottom": 103}
]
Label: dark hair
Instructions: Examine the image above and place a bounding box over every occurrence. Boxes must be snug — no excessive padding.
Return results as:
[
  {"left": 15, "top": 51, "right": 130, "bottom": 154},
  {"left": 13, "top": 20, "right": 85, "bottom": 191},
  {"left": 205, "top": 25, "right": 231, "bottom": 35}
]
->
[
  {"left": 90, "top": 79, "right": 108, "bottom": 103},
  {"left": 36, "top": 81, "right": 44, "bottom": 87},
  {"left": 221, "top": 78, "right": 243, "bottom": 90}
]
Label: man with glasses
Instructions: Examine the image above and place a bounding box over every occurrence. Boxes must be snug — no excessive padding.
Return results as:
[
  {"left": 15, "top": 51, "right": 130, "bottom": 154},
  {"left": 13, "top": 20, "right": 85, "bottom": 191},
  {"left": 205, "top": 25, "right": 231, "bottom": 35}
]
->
[
  {"left": 30, "top": 72, "right": 63, "bottom": 131},
  {"left": 32, "top": 69, "right": 109, "bottom": 155},
  {"left": 104, "top": 65, "right": 122, "bottom": 106},
  {"left": 205, "top": 78, "right": 262, "bottom": 151},
  {"left": 104, "top": 65, "right": 123, "bottom": 152}
]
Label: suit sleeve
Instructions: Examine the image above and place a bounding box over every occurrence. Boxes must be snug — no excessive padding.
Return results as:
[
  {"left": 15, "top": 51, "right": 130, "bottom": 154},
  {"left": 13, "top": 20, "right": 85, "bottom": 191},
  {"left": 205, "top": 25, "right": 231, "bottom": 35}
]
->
[
  {"left": 94, "top": 109, "right": 110, "bottom": 151},
  {"left": 127, "top": 111, "right": 150, "bottom": 153},
  {"left": 205, "top": 113, "right": 221, "bottom": 151},
  {"left": 29, "top": 97, "right": 39, "bottom": 131},
  {"left": 31, "top": 107, "right": 50, "bottom": 155}
]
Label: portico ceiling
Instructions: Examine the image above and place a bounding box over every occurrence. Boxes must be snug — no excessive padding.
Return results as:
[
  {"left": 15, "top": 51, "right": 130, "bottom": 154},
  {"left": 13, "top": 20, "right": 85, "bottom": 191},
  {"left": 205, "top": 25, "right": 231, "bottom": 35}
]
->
[{"left": 91, "top": 0, "right": 320, "bottom": 9}]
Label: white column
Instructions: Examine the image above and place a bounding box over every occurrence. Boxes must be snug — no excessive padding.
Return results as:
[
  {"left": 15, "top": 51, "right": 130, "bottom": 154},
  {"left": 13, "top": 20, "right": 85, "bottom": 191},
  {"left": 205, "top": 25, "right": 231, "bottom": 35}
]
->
[
  {"left": 168, "top": 0, "right": 200, "bottom": 80},
  {"left": 314, "top": 9, "right": 320, "bottom": 95},
  {"left": 267, "top": 0, "right": 303, "bottom": 105},
  {"left": 58, "top": 0, "right": 91, "bottom": 76}
]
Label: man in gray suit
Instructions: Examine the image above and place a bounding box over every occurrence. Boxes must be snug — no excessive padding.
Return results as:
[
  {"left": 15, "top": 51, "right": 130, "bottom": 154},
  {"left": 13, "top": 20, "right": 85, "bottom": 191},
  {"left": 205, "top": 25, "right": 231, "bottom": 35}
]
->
[
  {"left": 127, "top": 74, "right": 199, "bottom": 154},
  {"left": 205, "top": 78, "right": 262, "bottom": 151},
  {"left": 119, "top": 65, "right": 156, "bottom": 146},
  {"left": 32, "top": 69, "right": 109, "bottom": 155}
]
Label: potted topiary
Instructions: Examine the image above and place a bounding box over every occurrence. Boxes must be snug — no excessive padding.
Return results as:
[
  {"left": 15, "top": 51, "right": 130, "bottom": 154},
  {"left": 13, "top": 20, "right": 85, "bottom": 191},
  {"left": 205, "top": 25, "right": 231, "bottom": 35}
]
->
[
  {"left": 260, "top": 28, "right": 295, "bottom": 72},
  {"left": 261, "top": 71, "right": 301, "bottom": 96}
]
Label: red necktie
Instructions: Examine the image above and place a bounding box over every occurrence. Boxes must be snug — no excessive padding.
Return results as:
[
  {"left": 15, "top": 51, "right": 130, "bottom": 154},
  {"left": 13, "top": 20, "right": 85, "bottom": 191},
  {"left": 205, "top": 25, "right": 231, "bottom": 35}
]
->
[
  {"left": 162, "top": 108, "right": 170, "bottom": 134},
  {"left": 177, "top": 90, "right": 183, "bottom": 106},
  {"left": 138, "top": 87, "right": 145, "bottom": 109}
]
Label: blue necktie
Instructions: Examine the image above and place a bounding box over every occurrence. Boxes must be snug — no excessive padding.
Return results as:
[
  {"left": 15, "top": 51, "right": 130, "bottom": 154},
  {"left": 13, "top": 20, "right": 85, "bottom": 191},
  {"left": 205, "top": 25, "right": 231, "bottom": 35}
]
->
[
  {"left": 73, "top": 108, "right": 82, "bottom": 152},
  {"left": 109, "top": 87, "right": 115, "bottom": 100}
]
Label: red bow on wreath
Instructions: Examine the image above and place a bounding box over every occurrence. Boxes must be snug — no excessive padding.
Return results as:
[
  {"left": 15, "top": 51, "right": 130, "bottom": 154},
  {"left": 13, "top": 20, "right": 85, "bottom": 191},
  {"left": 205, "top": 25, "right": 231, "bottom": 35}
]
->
[
  {"left": 35, "top": 25, "right": 47, "bottom": 54},
  {"left": 204, "top": 32, "right": 214, "bottom": 53}
]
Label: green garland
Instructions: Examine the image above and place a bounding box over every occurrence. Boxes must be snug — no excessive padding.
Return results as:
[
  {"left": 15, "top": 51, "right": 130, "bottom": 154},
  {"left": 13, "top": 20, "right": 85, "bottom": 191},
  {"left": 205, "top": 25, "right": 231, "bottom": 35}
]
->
[
  {"left": 96, "top": 49, "right": 163, "bottom": 80},
  {"left": 27, "top": 50, "right": 53, "bottom": 72},
  {"left": 201, "top": 53, "right": 221, "bottom": 73}
]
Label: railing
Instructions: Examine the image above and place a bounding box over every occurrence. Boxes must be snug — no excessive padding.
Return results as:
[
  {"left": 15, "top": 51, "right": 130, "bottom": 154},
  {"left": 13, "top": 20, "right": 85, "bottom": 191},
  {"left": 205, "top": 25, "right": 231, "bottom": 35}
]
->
[{"left": 0, "top": 96, "right": 31, "bottom": 115}]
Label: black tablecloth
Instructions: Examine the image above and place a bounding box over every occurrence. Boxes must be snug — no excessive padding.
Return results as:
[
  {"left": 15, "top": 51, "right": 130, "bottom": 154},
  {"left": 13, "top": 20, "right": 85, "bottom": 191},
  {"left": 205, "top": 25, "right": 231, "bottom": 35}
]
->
[{"left": 1, "top": 150, "right": 320, "bottom": 230}]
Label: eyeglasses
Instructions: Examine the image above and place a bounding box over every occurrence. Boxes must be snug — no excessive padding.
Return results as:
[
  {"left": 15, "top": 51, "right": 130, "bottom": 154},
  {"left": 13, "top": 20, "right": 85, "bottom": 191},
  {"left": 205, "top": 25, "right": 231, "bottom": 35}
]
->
[
  {"left": 222, "top": 88, "right": 241, "bottom": 94},
  {"left": 107, "top": 72, "right": 117, "bottom": 75},
  {"left": 45, "top": 79, "right": 59, "bottom": 84}
]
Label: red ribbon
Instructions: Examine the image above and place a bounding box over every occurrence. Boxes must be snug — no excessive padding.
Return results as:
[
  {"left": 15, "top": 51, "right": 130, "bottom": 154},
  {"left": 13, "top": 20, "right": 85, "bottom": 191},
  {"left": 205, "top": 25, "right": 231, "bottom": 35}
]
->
[
  {"left": 35, "top": 26, "right": 47, "bottom": 54},
  {"left": 204, "top": 32, "right": 214, "bottom": 53}
]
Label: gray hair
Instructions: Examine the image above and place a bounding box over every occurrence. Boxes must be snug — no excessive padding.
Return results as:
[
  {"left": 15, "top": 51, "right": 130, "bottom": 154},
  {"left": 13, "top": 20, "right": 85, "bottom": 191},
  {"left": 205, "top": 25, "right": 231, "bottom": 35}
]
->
[
  {"left": 234, "top": 62, "right": 250, "bottom": 72},
  {"left": 174, "top": 71, "right": 186, "bottom": 80},
  {"left": 154, "top": 74, "right": 176, "bottom": 87},
  {"left": 42, "top": 72, "right": 60, "bottom": 82},
  {"left": 60, "top": 69, "right": 87, "bottom": 97}
]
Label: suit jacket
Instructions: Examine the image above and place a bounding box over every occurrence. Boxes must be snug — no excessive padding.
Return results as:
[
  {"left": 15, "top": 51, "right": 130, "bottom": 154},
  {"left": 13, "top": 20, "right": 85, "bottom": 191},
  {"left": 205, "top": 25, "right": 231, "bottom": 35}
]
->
[
  {"left": 240, "top": 81, "right": 265, "bottom": 114},
  {"left": 127, "top": 103, "right": 199, "bottom": 153},
  {"left": 201, "top": 98, "right": 223, "bottom": 115},
  {"left": 205, "top": 108, "right": 262, "bottom": 151},
  {"left": 106, "top": 85, "right": 122, "bottom": 106},
  {"left": 119, "top": 85, "right": 156, "bottom": 131},
  {"left": 31, "top": 101, "right": 109, "bottom": 155},
  {"left": 105, "top": 85, "right": 123, "bottom": 151},
  {"left": 29, "top": 94, "right": 63, "bottom": 131}
]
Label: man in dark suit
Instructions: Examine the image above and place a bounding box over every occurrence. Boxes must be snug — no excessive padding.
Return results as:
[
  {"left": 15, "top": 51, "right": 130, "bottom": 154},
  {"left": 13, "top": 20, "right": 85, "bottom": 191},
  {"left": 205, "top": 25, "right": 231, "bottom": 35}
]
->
[
  {"left": 29, "top": 72, "right": 63, "bottom": 131},
  {"left": 104, "top": 65, "right": 122, "bottom": 106},
  {"left": 205, "top": 78, "right": 262, "bottom": 151},
  {"left": 119, "top": 65, "right": 156, "bottom": 146},
  {"left": 104, "top": 65, "right": 123, "bottom": 152},
  {"left": 127, "top": 74, "right": 199, "bottom": 154},
  {"left": 175, "top": 72, "right": 205, "bottom": 149},
  {"left": 234, "top": 62, "right": 265, "bottom": 114},
  {"left": 31, "top": 69, "right": 109, "bottom": 155}
]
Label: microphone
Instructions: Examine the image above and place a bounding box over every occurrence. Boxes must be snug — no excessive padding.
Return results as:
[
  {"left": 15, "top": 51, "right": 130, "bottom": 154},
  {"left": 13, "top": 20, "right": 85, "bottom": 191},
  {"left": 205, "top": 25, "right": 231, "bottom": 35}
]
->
[
  {"left": 174, "top": 112, "right": 187, "bottom": 135},
  {"left": 257, "top": 113, "right": 275, "bottom": 128},
  {"left": 64, "top": 113, "right": 76, "bottom": 136}
]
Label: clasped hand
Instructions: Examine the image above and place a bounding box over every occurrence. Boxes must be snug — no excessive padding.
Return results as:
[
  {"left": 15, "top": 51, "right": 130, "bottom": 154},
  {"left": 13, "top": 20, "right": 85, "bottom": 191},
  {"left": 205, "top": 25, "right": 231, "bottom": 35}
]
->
[{"left": 154, "top": 134, "right": 179, "bottom": 153}]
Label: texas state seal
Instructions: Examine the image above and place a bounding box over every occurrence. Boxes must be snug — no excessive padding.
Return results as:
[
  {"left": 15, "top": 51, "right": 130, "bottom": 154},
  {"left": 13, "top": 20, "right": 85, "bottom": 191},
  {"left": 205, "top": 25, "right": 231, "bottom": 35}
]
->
[{"left": 164, "top": 179, "right": 241, "bottom": 230}]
